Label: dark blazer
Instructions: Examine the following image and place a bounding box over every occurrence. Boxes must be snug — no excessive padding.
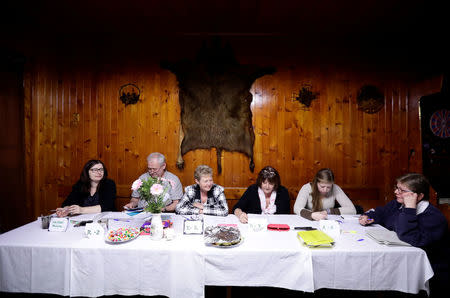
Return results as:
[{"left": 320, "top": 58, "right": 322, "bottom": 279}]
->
[
  {"left": 62, "top": 178, "right": 117, "bottom": 212},
  {"left": 232, "top": 184, "right": 290, "bottom": 214}
]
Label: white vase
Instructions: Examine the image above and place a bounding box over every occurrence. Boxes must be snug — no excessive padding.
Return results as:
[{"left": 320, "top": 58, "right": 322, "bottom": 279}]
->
[{"left": 150, "top": 213, "right": 164, "bottom": 240}]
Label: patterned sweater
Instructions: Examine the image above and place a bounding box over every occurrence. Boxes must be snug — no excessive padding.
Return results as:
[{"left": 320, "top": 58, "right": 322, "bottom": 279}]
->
[{"left": 175, "top": 184, "right": 228, "bottom": 216}]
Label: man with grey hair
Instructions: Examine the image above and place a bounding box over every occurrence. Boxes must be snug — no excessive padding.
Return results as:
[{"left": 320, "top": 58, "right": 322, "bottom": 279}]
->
[{"left": 125, "top": 152, "right": 183, "bottom": 212}]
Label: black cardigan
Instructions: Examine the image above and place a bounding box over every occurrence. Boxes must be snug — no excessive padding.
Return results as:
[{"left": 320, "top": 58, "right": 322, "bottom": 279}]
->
[
  {"left": 232, "top": 184, "right": 290, "bottom": 214},
  {"left": 62, "top": 178, "right": 117, "bottom": 212}
]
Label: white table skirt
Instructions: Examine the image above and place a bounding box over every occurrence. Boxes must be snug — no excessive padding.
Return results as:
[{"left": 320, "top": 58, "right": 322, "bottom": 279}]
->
[
  {"left": 309, "top": 217, "right": 433, "bottom": 294},
  {"left": 0, "top": 213, "right": 433, "bottom": 297},
  {"left": 203, "top": 215, "right": 314, "bottom": 292},
  {"left": 0, "top": 213, "right": 206, "bottom": 298},
  {"left": 205, "top": 214, "right": 433, "bottom": 294},
  {"left": 0, "top": 221, "right": 74, "bottom": 296}
]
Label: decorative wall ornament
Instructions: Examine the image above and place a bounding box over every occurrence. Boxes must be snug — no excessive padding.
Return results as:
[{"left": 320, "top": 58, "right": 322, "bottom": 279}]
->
[
  {"left": 293, "top": 84, "right": 319, "bottom": 108},
  {"left": 162, "top": 38, "right": 276, "bottom": 173},
  {"left": 357, "top": 85, "right": 384, "bottom": 114},
  {"left": 70, "top": 113, "right": 80, "bottom": 127},
  {"left": 119, "top": 83, "right": 141, "bottom": 106}
]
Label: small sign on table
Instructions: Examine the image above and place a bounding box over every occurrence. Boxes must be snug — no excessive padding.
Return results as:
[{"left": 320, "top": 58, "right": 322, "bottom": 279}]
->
[
  {"left": 319, "top": 219, "right": 340, "bottom": 239},
  {"left": 248, "top": 217, "right": 267, "bottom": 232},
  {"left": 48, "top": 217, "right": 69, "bottom": 232},
  {"left": 183, "top": 219, "right": 203, "bottom": 234},
  {"left": 84, "top": 222, "right": 105, "bottom": 239}
]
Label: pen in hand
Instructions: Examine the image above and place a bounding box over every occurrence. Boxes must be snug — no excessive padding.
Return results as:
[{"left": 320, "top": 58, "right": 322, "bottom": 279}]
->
[{"left": 359, "top": 215, "right": 374, "bottom": 225}]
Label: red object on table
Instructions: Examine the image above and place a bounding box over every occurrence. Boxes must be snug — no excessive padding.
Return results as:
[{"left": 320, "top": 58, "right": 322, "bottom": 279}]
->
[{"left": 267, "top": 224, "right": 290, "bottom": 231}]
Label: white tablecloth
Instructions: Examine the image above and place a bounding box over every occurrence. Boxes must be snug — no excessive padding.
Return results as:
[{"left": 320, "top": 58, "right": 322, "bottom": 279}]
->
[
  {"left": 309, "top": 216, "right": 433, "bottom": 294},
  {"left": 0, "top": 213, "right": 205, "bottom": 298},
  {"left": 0, "top": 213, "right": 433, "bottom": 297},
  {"left": 203, "top": 215, "right": 314, "bottom": 292}
]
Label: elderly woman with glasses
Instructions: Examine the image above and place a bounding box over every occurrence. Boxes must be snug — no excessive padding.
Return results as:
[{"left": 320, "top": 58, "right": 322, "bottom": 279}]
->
[
  {"left": 359, "top": 173, "right": 447, "bottom": 247},
  {"left": 56, "top": 160, "right": 117, "bottom": 217},
  {"left": 294, "top": 168, "right": 356, "bottom": 221},
  {"left": 233, "top": 166, "right": 290, "bottom": 223}
]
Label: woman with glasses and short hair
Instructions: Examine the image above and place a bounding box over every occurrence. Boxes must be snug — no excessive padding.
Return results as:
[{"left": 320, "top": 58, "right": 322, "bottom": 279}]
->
[
  {"left": 359, "top": 173, "right": 447, "bottom": 247},
  {"left": 294, "top": 168, "right": 356, "bottom": 220},
  {"left": 359, "top": 173, "right": 448, "bottom": 297},
  {"left": 56, "top": 160, "right": 116, "bottom": 217},
  {"left": 233, "top": 166, "right": 290, "bottom": 223}
]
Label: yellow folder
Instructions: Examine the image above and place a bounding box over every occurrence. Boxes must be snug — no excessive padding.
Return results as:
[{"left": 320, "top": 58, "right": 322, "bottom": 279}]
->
[{"left": 297, "top": 230, "right": 335, "bottom": 248}]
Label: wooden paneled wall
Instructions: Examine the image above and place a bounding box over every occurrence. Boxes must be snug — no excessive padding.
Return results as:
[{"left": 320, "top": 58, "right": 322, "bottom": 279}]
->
[
  {"left": 0, "top": 54, "right": 28, "bottom": 232},
  {"left": 22, "top": 44, "right": 442, "bottom": 219}
]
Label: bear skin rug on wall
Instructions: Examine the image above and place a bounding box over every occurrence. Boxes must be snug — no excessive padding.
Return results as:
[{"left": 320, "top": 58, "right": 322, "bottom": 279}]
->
[{"left": 162, "top": 39, "right": 276, "bottom": 173}]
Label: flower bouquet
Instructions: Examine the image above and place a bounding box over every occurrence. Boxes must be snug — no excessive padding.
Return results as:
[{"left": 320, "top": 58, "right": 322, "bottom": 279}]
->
[{"left": 131, "top": 176, "right": 170, "bottom": 213}]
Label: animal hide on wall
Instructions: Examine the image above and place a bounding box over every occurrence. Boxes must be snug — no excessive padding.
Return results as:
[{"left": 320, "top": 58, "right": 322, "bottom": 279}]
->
[{"left": 162, "top": 40, "right": 276, "bottom": 173}]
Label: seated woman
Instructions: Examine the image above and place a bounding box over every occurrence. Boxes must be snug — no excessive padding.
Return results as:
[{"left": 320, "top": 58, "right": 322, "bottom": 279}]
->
[
  {"left": 233, "top": 166, "right": 290, "bottom": 223},
  {"left": 359, "top": 173, "right": 447, "bottom": 247},
  {"left": 175, "top": 165, "right": 228, "bottom": 216},
  {"left": 359, "top": 173, "right": 448, "bottom": 296},
  {"left": 294, "top": 168, "right": 356, "bottom": 220},
  {"left": 56, "top": 160, "right": 116, "bottom": 217}
]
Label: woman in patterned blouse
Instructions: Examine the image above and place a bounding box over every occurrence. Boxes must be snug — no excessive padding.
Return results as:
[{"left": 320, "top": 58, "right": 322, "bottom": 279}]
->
[{"left": 175, "top": 165, "right": 228, "bottom": 216}]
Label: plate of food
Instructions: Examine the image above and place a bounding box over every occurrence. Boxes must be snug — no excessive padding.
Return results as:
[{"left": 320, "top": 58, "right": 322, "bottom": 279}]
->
[
  {"left": 204, "top": 225, "right": 242, "bottom": 248},
  {"left": 105, "top": 227, "right": 140, "bottom": 244}
]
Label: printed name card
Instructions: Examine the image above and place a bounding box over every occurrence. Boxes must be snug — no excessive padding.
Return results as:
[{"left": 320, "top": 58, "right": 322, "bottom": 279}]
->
[
  {"left": 248, "top": 217, "right": 267, "bottom": 232},
  {"left": 319, "top": 219, "right": 340, "bottom": 239},
  {"left": 48, "top": 217, "right": 69, "bottom": 232},
  {"left": 84, "top": 222, "right": 105, "bottom": 239},
  {"left": 183, "top": 219, "right": 203, "bottom": 234}
]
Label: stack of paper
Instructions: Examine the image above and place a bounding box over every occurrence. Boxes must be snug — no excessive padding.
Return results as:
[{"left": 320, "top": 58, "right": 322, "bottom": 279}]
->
[
  {"left": 297, "top": 230, "right": 335, "bottom": 248},
  {"left": 366, "top": 229, "right": 411, "bottom": 246}
]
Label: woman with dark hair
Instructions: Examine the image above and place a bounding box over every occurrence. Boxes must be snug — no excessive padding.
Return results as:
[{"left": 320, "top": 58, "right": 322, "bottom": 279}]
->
[
  {"left": 294, "top": 168, "right": 356, "bottom": 220},
  {"left": 56, "top": 160, "right": 116, "bottom": 217},
  {"left": 233, "top": 166, "right": 290, "bottom": 223},
  {"left": 359, "top": 173, "right": 447, "bottom": 247}
]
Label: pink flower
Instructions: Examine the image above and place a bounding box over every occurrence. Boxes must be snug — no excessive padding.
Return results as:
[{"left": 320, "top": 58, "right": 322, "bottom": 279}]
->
[
  {"left": 161, "top": 178, "right": 176, "bottom": 188},
  {"left": 150, "top": 183, "right": 164, "bottom": 196},
  {"left": 131, "top": 179, "right": 143, "bottom": 191}
]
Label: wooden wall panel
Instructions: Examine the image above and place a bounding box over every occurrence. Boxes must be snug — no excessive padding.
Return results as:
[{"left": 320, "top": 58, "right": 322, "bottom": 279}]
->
[
  {"left": 0, "top": 58, "right": 28, "bottom": 232},
  {"left": 22, "top": 49, "right": 443, "bottom": 219}
]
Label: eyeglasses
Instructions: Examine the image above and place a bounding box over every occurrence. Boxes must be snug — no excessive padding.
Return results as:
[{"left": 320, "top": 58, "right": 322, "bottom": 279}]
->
[
  {"left": 394, "top": 186, "right": 412, "bottom": 194},
  {"left": 147, "top": 166, "right": 162, "bottom": 173},
  {"left": 89, "top": 168, "right": 104, "bottom": 173}
]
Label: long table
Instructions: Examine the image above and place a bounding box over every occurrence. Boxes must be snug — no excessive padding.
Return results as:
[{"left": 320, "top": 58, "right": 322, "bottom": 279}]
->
[{"left": 0, "top": 213, "right": 433, "bottom": 298}]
